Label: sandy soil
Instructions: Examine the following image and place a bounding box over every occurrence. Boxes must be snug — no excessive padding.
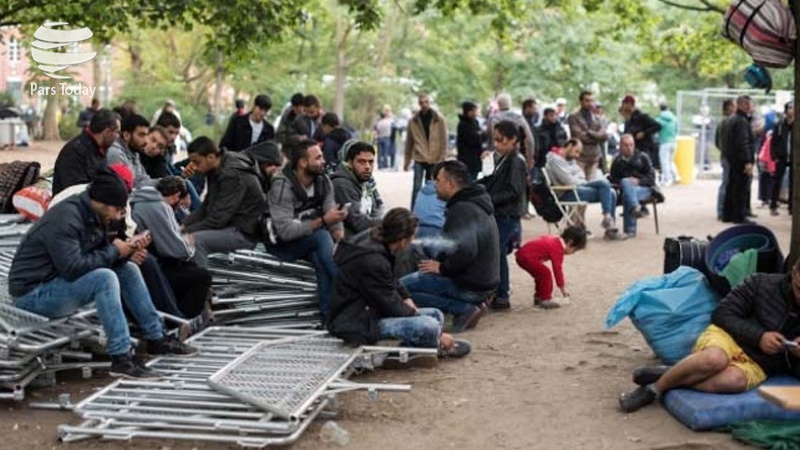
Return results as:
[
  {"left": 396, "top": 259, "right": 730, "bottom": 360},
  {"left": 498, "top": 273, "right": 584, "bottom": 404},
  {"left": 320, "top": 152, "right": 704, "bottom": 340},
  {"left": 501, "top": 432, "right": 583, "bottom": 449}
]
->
[{"left": 1, "top": 142, "right": 785, "bottom": 450}]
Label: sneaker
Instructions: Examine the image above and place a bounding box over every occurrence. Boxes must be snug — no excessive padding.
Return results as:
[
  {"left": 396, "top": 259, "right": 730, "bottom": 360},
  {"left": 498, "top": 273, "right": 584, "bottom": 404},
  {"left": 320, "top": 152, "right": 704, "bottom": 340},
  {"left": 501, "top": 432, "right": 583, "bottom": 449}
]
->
[
  {"left": 771, "top": 209, "right": 780, "bottom": 216},
  {"left": 439, "top": 338, "right": 471, "bottom": 359},
  {"left": 535, "top": 299, "right": 560, "bottom": 309},
  {"left": 619, "top": 385, "right": 657, "bottom": 413},
  {"left": 109, "top": 353, "right": 164, "bottom": 380},
  {"left": 452, "top": 305, "right": 484, "bottom": 333},
  {"left": 633, "top": 365, "right": 671, "bottom": 386},
  {"left": 489, "top": 296, "right": 511, "bottom": 311},
  {"left": 601, "top": 217, "right": 614, "bottom": 230},
  {"left": 147, "top": 335, "right": 199, "bottom": 357},
  {"left": 178, "top": 308, "right": 215, "bottom": 341},
  {"left": 604, "top": 229, "right": 627, "bottom": 241}
]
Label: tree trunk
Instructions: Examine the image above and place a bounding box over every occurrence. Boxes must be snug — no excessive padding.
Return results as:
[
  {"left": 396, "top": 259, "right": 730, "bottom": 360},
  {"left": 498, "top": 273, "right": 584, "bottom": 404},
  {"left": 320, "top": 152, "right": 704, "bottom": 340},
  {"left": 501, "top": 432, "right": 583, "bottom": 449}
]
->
[
  {"left": 332, "top": 14, "right": 351, "bottom": 120},
  {"left": 789, "top": 2, "right": 800, "bottom": 267},
  {"left": 41, "top": 94, "right": 60, "bottom": 141}
]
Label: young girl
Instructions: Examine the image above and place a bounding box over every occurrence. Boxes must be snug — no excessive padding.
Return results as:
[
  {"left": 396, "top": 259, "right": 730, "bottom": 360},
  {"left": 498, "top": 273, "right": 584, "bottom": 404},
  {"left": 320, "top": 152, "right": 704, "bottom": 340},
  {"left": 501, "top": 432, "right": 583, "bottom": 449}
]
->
[{"left": 515, "top": 226, "right": 587, "bottom": 309}]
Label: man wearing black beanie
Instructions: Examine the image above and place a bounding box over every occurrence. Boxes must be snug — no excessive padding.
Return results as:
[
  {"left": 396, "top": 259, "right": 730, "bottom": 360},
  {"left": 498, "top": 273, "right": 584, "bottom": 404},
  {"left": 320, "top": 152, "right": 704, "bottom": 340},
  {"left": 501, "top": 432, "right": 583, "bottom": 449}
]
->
[{"left": 9, "top": 168, "right": 197, "bottom": 380}]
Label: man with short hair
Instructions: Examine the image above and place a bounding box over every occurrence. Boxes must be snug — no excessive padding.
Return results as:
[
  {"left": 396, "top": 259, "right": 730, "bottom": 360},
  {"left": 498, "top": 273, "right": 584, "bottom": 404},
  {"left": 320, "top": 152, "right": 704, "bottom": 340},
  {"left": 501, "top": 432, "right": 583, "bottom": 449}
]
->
[
  {"left": 140, "top": 126, "right": 172, "bottom": 179},
  {"left": 401, "top": 160, "right": 499, "bottom": 332},
  {"left": 536, "top": 107, "right": 568, "bottom": 168},
  {"left": 290, "top": 95, "right": 323, "bottom": 143},
  {"left": 720, "top": 95, "right": 757, "bottom": 224},
  {"left": 106, "top": 114, "right": 156, "bottom": 188},
  {"left": 53, "top": 109, "right": 119, "bottom": 195},
  {"left": 220, "top": 94, "right": 275, "bottom": 152},
  {"left": 277, "top": 93, "right": 305, "bottom": 149},
  {"left": 716, "top": 98, "right": 737, "bottom": 220},
  {"left": 77, "top": 98, "right": 100, "bottom": 129},
  {"left": 10, "top": 169, "right": 197, "bottom": 380},
  {"left": 568, "top": 90, "right": 608, "bottom": 180},
  {"left": 321, "top": 112, "right": 350, "bottom": 172},
  {"left": 546, "top": 138, "right": 617, "bottom": 233},
  {"left": 522, "top": 98, "right": 540, "bottom": 131},
  {"left": 655, "top": 103, "right": 678, "bottom": 186},
  {"left": 267, "top": 140, "right": 347, "bottom": 320},
  {"left": 620, "top": 258, "right": 800, "bottom": 413},
  {"left": 183, "top": 137, "right": 266, "bottom": 268},
  {"left": 331, "top": 141, "right": 385, "bottom": 237},
  {"left": 486, "top": 93, "right": 535, "bottom": 169},
  {"left": 404, "top": 94, "right": 448, "bottom": 209},
  {"left": 609, "top": 134, "right": 656, "bottom": 238},
  {"left": 619, "top": 95, "right": 662, "bottom": 172}
]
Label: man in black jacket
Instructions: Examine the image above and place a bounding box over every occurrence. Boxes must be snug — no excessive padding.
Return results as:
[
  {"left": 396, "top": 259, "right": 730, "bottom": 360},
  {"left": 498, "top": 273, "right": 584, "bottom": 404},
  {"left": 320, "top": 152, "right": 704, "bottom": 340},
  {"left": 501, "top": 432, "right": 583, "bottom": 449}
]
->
[
  {"left": 770, "top": 101, "right": 793, "bottom": 216},
  {"left": 10, "top": 171, "right": 196, "bottom": 380},
  {"left": 536, "top": 107, "right": 568, "bottom": 168},
  {"left": 183, "top": 137, "right": 266, "bottom": 268},
  {"left": 328, "top": 208, "right": 470, "bottom": 358},
  {"left": 400, "top": 160, "right": 499, "bottom": 332},
  {"left": 619, "top": 259, "right": 800, "bottom": 413},
  {"left": 53, "top": 109, "right": 119, "bottom": 195},
  {"left": 619, "top": 95, "right": 661, "bottom": 172},
  {"left": 456, "top": 102, "right": 484, "bottom": 179},
  {"left": 480, "top": 120, "right": 528, "bottom": 310},
  {"left": 219, "top": 94, "right": 275, "bottom": 152},
  {"left": 609, "top": 134, "right": 657, "bottom": 238},
  {"left": 331, "top": 142, "right": 385, "bottom": 237},
  {"left": 721, "top": 95, "right": 756, "bottom": 224}
]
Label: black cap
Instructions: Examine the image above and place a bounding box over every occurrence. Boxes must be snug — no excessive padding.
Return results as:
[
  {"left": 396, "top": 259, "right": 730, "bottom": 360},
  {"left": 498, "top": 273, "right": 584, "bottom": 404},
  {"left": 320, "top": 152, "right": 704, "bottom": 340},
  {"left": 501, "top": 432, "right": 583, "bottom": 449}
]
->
[
  {"left": 245, "top": 140, "right": 282, "bottom": 166},
  {"left": 88, "top": 168, "right": 129, "bottom": 207},
  {"left": 462, "top": 101, "right": 478, "bottom": 113}
]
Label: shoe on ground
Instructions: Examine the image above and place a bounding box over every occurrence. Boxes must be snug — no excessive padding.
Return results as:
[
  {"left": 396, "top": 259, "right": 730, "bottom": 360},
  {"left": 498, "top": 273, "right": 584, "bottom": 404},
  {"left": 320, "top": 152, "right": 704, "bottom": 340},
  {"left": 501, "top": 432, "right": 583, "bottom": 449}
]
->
[
  {"left": 624, "top": 232, "right": 636, "bottom": 239},
  {"left": 178, "top": 308, "right": 215, "bottom": 341},
  {"left": 535, "top": 299, "right": 560, "bottom": 309},
  {"left": 439, "top": 338, "right": 471, "bottom": 359},
  {"left": 109, "top": 353, "right": 164, "bottom": 380},
  {"left": 147, "top": 335, "right": 199, "bottom": 357},
  {"left": 771, "top": 209, "right": 780, "bottom": 216},
  {"left": 604, "top": 229, "right": 627, "bottom": 241},
  {"left": 619, "top": 385, "right": 657, "bottom": 413},
  {"left": 632, "top": 365, "right": 671, "bottom": 386},
  {"left": 601, "top": 217, "right": 614, "bottom": 230},
  {"left": 489, "top": 296, "right": 511, "bottom": 311},
  {"left": 452, "top": 305, "right": 484, "bottom": 333}
]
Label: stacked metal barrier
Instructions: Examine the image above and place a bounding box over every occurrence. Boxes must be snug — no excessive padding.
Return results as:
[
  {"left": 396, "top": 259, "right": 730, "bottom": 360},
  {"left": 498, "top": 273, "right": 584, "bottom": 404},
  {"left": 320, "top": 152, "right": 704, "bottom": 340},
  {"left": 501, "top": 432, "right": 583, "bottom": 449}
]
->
[
  {"left": 207, "top": 249, "right": 323, "bottom": 327},
  {"left": 59, "top": 326, "right": 435, "bottom": 448}
]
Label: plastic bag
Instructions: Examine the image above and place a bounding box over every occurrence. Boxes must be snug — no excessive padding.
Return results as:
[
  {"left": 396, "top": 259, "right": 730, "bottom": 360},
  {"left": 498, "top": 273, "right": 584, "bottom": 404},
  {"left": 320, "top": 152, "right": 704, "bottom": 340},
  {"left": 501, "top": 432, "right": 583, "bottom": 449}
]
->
[
  {"left": 13, "top": 180, "right": 51, "bottom": 221},
  {"left": 605, "top": 266, "right": 720, "bottom": 364}
]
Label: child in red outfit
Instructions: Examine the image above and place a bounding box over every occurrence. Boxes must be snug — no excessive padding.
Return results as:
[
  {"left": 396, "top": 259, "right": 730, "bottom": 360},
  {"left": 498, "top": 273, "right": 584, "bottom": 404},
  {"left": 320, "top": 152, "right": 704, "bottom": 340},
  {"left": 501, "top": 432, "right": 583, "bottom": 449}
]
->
[{"left": 515, "top": 226, "right": 587, "bottom": 309}]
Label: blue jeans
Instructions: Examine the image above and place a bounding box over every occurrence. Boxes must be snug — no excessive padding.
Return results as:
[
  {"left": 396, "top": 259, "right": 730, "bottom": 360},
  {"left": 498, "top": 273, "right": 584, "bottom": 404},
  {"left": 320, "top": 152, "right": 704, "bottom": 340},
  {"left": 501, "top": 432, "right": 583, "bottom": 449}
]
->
[
  {"left": 378, "top": 308, "right": 443, "bottom": 348},
  {"left": 268, "top": 229, "right": 337, "bottom": 319},
  {"left": 619, "top": 178, "right": 653, "bottom": 234},
  {"left": 378, "top": 137, "right": 394, "bottom": 169},
  {"left": 659, "top": 142, "right": 677, "bottom": 184},
  {"left": 561, "top": 179, "right": 617, "bottom": 217},
  {"left": 15, "top": 262, "right": 163, "bottom": 356},
  {"left": 495, "top": 216, "right": 520, "bottom": 300},
  {"left": 411, "top": 162, "right": 435, "bottom": 209},
  {"left": 717, "top": 158, "right": 730, "bottom": 220},
  {"left": 400, "top": 272, "right": 487, "bottom": 316}
]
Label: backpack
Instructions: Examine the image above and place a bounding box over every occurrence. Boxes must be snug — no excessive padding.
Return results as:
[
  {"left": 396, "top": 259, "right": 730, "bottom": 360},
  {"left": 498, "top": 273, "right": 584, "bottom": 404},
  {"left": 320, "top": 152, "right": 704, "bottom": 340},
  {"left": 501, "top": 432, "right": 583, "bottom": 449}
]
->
[
  {"left": 527, "top": 177, "right": 563, "bottom": 224},
  {"left": 722, "top": 0, "right": 796, "bottom": 68}
]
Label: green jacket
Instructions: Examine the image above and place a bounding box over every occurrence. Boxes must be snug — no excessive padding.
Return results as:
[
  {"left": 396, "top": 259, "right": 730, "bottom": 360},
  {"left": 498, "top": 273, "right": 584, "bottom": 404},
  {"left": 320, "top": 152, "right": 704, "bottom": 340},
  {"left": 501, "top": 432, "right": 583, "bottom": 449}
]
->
[{"left": 656, "top": 110, "right": 678, "bottom": 144}]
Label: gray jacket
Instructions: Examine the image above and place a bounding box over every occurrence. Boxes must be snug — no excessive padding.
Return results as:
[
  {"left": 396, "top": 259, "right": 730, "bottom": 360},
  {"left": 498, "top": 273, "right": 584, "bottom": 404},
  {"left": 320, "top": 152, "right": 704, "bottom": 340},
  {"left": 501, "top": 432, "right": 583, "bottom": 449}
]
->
[
  {"left": 545, "top": 151, "right": 587, "bottom": 187},
  {"left": 106, "top": 139, "right": 154, "bottom": 188},
  {"left": 330, "top": 165, "right": 384, "bottom": 237},
  {"left": 268, "top": 167, "right": 342, "bottom": 242},
  {"left": 130, "top": 187, "right": 194, "bottom": 261}
]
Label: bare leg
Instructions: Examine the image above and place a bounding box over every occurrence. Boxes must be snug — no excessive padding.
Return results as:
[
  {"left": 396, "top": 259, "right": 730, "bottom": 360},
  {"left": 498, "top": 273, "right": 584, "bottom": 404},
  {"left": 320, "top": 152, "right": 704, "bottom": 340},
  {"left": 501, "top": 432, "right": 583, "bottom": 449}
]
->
[
  {"left": 654, "top": 347, "right": 730, "bottom": 393},
  {"left": 691, "top": 365, "right": 749, "bottom": 393}
]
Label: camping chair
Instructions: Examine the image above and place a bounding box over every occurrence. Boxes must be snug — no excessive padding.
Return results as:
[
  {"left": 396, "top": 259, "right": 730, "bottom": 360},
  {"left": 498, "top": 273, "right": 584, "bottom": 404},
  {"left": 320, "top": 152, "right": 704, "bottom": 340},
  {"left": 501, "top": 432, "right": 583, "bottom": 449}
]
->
[{"left": 542, "top": 169, "right": 587, "bottom": 232}]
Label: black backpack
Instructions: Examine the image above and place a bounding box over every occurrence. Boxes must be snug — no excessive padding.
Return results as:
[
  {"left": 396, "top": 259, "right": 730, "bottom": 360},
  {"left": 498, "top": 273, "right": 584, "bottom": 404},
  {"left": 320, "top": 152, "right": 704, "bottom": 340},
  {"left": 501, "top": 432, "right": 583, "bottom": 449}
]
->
[{"left": 528, "top": 176, "right": 563, "bottom": 224}]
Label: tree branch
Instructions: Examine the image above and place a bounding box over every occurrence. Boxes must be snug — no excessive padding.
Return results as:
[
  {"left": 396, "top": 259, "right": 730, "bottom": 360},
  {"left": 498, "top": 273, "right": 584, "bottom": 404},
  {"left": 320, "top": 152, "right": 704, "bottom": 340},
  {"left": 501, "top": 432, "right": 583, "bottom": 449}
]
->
[{"left": 654, "top": 0, "right": 726, "bottom": 14}]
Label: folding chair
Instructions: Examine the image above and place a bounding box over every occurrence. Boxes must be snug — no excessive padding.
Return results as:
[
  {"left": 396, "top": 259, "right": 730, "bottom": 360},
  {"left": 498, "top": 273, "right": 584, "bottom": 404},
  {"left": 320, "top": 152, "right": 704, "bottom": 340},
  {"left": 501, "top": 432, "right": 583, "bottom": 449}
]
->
[{"left": 542, "top": 170, "right": 587, "bottom": 232}]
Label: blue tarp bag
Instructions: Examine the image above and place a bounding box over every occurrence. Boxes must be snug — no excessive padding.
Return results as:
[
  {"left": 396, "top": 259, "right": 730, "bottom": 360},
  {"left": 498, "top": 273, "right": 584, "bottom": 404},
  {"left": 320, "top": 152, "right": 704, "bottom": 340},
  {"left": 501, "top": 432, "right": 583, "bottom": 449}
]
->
[{"left": 605, "top": 267, "right": 721, "bottom": 364}]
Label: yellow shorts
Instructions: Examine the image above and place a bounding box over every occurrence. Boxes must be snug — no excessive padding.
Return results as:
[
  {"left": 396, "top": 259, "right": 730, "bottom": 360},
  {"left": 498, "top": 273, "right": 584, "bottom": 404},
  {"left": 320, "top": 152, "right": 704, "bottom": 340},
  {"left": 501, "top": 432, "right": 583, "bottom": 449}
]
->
[{"left": 692, "top": 324, "right": 767, "bottom": 390}]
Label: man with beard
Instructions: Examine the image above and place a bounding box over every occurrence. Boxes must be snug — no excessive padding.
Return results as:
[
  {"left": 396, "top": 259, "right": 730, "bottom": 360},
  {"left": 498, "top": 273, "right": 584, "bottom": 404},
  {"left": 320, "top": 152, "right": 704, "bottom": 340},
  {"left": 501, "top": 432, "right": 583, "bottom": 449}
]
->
[
  {"left": 53, "top": 109, "right": 120, "bottom": 195},
  {"left": 331, "top": 141, "right": 385, "bottom": 237},
  {"left": 183, "top": 137, "right": 266, "bottom": 268},
  {"left": 267, "top": 140, "right": 348, "bottom": 321},
  {"left": 456, "top": 101, "right": 485, "bottom": 180},
  {"left": 107, "top": 114, "right": 158, "bottom": 188},
  {"left": 568, "top": 91, "right": 608, "bottom": 180}
]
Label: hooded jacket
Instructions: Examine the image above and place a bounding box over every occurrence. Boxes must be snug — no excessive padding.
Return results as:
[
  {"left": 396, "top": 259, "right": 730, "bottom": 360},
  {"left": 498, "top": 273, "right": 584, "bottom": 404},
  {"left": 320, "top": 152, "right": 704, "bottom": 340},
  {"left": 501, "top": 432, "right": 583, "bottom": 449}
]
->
[
  {"left": 106, "top": 138, "right": 155, "bottom": 188},
  {"left": 439, "top": 184, "right": 500, "bottom": 292},
  {"left": 712, "top": 273, "right": 800, "bottom": 378},
  {"left": 183, "top": 151, "right": 266, "bottom": 237},
  {"left": 655, "top": 110, "right": 678, "bottom": 144},
  {"left": 323, "top": 128, "right": 352, "bottom": 170},
  {"left": 130, "top": 187, "right": 194, "bottom": 261},
  {"left": 268, "top": 166, "right": 342, "bottom": 242},
  {"left": 330, "top": 164, "right": 385, "bottom": 237},
  {"left": 328, "top": 230, "right": 416, "bottom": 345}
]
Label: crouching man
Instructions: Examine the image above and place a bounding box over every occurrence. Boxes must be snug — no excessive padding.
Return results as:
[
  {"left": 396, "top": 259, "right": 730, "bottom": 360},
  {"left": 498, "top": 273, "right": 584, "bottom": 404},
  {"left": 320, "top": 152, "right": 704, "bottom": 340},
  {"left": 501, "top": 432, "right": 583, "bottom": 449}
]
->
[{"left": 9, "top": 170, "right": 196, "bottom": 380}]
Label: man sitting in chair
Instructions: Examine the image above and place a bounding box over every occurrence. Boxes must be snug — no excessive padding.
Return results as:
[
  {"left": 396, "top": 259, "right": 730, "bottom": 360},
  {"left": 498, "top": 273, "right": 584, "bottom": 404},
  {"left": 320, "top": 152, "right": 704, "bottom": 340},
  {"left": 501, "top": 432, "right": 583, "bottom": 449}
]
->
[
  {"left": 545, "top": 138, "right": 617, "bottom": 235},
  {"left": 609, "top": 134, "right": 659, "bottom": 239}
]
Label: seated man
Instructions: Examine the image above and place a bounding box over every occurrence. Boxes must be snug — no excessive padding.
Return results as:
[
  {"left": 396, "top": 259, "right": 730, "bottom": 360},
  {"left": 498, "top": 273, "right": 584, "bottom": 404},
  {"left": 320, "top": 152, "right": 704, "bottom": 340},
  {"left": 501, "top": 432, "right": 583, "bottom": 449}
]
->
[
  {"left": 242, "top": 140, "right": 284, "bottom": 194},
  {"left": 545, "top": 138, "right": 617, "bottom": 232},
  {"left": 619, "top": 259, "right": 800, "bottom": 413},
  {"left": 331, "top": 141, "right": 385, "bottom": 237},
  {"left": 53, "top": 108, "right": 119, "bottom": 195},
  {"left": 130, "top": 176, "right": 213, "bottom": 338},
  {"left": 183, "top": 137, "right": 266, "bottom": 268},
  {"left": 106, "top": 114, "right": 157, "bottom": 188},
  {"left": 267, "top": 140, "right": 347, "bottom": 320},
  {"left": 400, "top": 161, "right": 499, "bottom": 332},
  {"left": 328, "top": 207, "right": 469, "bottom": 358},
  {"left": 9, "top": 170, "right": 196, "bottom": 380},
  {"left": 609, "top": 134, "right": 656, "bottom": 239}
]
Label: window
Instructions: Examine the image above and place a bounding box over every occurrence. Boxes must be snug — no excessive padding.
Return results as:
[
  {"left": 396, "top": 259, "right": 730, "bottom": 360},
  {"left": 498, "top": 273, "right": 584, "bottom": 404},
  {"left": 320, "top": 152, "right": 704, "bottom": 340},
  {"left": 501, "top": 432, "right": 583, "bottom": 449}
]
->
[{"left": 8, "top": 38, "right": 20, "bottom": 62}]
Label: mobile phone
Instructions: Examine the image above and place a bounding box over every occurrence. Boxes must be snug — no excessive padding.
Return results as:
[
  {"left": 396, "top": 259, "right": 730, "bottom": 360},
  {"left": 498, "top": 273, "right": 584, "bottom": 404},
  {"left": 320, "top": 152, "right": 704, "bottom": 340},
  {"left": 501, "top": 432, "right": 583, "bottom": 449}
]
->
[
  {"left": 338, "top": 203, "right": 352, "bottom": 211},
  {"left": 782, "top": 339, "right": 798, "bottom": 348},
  {"left": 130, "top": 230, "right": 151, "bottom": 246}
]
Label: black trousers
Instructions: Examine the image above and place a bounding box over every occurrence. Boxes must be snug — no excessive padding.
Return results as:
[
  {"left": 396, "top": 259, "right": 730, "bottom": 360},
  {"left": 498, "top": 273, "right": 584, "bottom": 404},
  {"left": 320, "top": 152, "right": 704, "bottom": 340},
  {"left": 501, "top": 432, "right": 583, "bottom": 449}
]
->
[
  {"left": 139, "top": 254, "right": 184, "bottom": 318},
  {"left": 723, "top": 162, "right": 749, "bottom": 223},
  {"left": 160, "top": 259, "right": 212, "bottom": 318},
  {"left": 770, "top": 161, "right": 793, "bottom": 211}
]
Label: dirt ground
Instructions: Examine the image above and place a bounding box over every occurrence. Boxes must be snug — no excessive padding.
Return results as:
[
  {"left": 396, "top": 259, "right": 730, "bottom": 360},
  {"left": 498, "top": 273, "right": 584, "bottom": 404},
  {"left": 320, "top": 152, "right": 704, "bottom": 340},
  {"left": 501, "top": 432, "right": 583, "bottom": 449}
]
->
[{"left": 1, "top": 141, "right": 789, "bottom": 450}]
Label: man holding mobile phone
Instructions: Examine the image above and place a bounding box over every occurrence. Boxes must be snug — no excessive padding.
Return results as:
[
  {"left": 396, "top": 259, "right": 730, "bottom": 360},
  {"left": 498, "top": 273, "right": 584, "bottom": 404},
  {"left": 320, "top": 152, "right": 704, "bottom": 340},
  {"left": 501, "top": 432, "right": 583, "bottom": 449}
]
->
[{"left": 331, "top": 141, "right": 385, "bottom": 237}]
